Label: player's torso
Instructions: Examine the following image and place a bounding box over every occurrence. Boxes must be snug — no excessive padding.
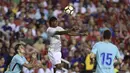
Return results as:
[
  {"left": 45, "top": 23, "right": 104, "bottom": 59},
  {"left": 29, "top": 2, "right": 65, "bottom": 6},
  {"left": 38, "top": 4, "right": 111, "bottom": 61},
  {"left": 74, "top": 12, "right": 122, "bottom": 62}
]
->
[
  {"left": 47, "top": 27, "right": 62, "bottom": 52},
  {"left": 95, "top": 42, "right": 117, "bottom": 73},
  {"left": 9, "top": 55, "right": 26, "bottom": 72}
]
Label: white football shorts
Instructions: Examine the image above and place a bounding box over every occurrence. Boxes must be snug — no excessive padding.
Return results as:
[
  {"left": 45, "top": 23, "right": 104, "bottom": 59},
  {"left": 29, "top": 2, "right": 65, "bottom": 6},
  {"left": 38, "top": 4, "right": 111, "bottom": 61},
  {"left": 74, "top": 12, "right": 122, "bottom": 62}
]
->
[{"left": 48, "top": 51, "right": 62, "bottom": 66}]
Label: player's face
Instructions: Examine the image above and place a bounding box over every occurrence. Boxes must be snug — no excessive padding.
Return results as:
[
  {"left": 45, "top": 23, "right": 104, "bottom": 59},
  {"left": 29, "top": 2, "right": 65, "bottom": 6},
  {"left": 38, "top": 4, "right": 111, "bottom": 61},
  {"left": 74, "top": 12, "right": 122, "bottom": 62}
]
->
[
  {"left": 19, "top": 45, "right": 25, "bottom": 54},
  {"left": 52, "top": 20, "right": 58, "bottom": 27}
]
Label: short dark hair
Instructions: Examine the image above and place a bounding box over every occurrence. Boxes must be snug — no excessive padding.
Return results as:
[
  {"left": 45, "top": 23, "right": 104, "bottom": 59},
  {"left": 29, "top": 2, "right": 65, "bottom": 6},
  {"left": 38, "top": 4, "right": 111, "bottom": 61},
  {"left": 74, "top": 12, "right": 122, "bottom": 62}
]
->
[
  {"left": 14, "top": 44, "right": 24, "bottom": 54},
  {"left": 103, "top": 30, "right": 111, "bottom": 40},
  {"left": 49, "top": 16, "right": 57, "bottom": 26}
]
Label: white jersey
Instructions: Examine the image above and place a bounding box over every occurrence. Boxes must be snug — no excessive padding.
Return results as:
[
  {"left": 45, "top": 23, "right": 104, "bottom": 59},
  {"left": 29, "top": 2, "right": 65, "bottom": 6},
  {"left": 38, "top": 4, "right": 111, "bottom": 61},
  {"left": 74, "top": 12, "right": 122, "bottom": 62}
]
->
[{"left": 47, "top": 26, "right": 64, "bottom": 52}]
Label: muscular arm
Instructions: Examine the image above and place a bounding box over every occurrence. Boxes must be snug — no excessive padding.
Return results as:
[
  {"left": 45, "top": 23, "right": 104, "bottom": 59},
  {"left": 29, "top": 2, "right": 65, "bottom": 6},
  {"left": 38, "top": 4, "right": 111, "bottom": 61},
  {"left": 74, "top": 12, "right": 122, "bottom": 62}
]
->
[
  {"left": 23, "top": 63, "right": 34, "bottom": 69},
  {"left": 54, "top": 30, "right": 69, "bottom": 35},
  {"left": 55, "top": 30, "right": 87, "bottom": 36},
  {"left": 23, "top": 53, "right": 39, "bottom": 69},
  {"left": 68, "top": 32, "right": 88, "bottom": 36}
]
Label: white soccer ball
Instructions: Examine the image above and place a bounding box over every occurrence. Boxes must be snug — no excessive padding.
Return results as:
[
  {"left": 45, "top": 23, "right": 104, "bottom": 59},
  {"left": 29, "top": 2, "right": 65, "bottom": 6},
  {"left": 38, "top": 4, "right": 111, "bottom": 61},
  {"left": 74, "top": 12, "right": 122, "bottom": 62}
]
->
[{"left": 64, "top": 5, "right": 74, "bottom": 15}]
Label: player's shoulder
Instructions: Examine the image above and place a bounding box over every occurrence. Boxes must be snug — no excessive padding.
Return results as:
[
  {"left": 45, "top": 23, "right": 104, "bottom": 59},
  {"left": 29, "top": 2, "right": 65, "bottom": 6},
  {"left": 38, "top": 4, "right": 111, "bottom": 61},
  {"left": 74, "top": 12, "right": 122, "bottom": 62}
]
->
[
  {"left": 56, "top": 26, "right": 64, "bottom": 31},
  {"left": 92, "top": 42, "right": 102, "bottom": 48},
  {"left": 47, "top": 27, "right": 52, "bottom": 30},
  {"left": 56, "top": 26, "right": 63, "bottom": 29},
  {"left": 47, "top": 27, "right": 53, "bottom": 31},
  {"left": 94, "top": 41, "right": 103, "bottom": 46},
  {"left": 16, "top": 54, "right": 22, "bottom": 58},
  {"left": 12, "top": 54, "right": 20, "bottom": 60},
  {"left": 109, "top": 43, "right": 118, "bottom": 49},
  {"left": 56, "top": 26, "right": 62, "bottom": 28},
  {"left": 13, "top": 54, "right": 19, "bottom": 58}
]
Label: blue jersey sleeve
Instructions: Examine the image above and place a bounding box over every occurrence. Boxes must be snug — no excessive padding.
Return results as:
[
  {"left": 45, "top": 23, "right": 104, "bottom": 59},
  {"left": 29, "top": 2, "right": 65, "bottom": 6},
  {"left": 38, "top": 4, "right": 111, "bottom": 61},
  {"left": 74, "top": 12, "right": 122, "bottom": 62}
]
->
[
  {"left": 91, "top": 43, "right": 98, "bottom": 54},
  {"left": 115, "top": 47, "right": 121, "bottom": 59},
  {"left": 15, "top": 56, "right": 26, "bottom": 65}
]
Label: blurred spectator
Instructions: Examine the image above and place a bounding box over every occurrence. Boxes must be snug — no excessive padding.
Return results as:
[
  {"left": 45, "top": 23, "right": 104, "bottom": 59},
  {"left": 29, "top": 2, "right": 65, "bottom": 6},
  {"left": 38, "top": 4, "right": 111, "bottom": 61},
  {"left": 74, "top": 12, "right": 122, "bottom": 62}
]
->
[
  {"left": 61, "top": 40, "right": 69, "bottom": 60},
  {"left": 85, "top": 50, "right": 94, "bottom": 73},
  {"left": 1, "top": 20, "right": 12, "bottom": 32},
  {"left": 33, "top": 36, "right": 46, "bottom": 60},
  {"left": 0, "top": 16, "right": 5, "bottom": 28},
  {"left": 114, "top": 63, "right": 120, "bottom": 73},
  {"left": 0, "top": 0, "right": 130, "bottom": 73},
  {"left": 0, "top": 56, "right": 5, "bottom": 73},
  {"left": 53, "top": 3, "right": 62, "bottom": 18},
  {"left": 36, "top": 13, "right": 46, "bottom": 25}
]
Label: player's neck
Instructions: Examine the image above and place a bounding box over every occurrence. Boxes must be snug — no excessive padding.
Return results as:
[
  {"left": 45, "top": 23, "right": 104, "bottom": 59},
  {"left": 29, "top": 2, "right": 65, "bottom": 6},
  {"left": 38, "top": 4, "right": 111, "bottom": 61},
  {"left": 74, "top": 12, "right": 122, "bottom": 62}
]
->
[
  {"left": 50, "top": 26, "right": 57, "bottom": 28},
  {"left": 103, "top": 39, "right": 110, "bottom": 43},
  {"left": 18, "top": 53, "right": 24, "bottom": 56}
]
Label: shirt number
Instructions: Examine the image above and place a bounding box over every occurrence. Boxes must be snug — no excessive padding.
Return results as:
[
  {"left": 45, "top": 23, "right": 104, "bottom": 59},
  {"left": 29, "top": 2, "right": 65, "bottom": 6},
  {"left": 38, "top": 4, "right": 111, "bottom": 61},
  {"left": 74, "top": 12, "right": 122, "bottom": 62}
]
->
[{"left": 101, "top": 53, "right": 112, "bottom": 66}]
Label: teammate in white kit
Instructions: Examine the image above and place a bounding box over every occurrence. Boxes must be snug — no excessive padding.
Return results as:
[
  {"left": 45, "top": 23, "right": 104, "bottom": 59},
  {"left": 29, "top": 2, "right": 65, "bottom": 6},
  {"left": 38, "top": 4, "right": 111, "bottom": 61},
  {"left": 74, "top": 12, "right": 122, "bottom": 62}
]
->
[{"left": 47, "top": 17, "right": 86, "bottom": 73}]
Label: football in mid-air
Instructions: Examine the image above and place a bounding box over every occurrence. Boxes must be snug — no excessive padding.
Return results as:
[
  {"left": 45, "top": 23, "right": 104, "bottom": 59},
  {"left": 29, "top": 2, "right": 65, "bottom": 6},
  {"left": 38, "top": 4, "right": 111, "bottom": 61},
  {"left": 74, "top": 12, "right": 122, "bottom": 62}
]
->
[{"left": 64, "top": 5, "right": 74, "bottom": 15}]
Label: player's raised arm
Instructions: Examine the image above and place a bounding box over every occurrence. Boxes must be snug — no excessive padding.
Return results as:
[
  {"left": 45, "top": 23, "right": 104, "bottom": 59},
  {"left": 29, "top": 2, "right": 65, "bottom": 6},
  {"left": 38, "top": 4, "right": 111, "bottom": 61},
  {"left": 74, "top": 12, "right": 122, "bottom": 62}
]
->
[
  {"left": 48, "top": 16, "right": 88, "bottom": 36},
  {"left": 23, "top": 63, "right": 34, "bottom": 69},
  {"left": 54, "top": 30, "right": 69, "bottom": 35}
]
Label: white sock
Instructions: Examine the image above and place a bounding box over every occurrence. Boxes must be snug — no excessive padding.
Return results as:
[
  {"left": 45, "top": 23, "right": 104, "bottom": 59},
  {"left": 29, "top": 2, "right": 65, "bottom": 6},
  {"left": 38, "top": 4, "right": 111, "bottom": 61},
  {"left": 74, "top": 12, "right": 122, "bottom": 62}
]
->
[{"left": 51, "top": 67, "right": 54, "bottom": 73}]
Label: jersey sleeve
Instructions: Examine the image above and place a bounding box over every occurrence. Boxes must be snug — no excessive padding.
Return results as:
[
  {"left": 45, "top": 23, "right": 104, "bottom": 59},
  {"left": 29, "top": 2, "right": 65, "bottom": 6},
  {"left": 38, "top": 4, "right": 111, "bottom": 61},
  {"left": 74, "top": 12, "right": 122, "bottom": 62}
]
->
[
  {"left": 57, "top": 26, "right": 65, "bottom": 31},
  {"left": 23, "top": 56, "right": 29, "bottom": 64},
  {"left": 15, "top": 56, "right": 26, "bottom": 65},
  {"left": 115, "top": 47, "right": 121, "bottom": 59},
  {"left": 47, "top": 28, "right": 56, "bottom": 36},
  {"left": 91, "top": 43, "right": 98, "bottom": 54}
]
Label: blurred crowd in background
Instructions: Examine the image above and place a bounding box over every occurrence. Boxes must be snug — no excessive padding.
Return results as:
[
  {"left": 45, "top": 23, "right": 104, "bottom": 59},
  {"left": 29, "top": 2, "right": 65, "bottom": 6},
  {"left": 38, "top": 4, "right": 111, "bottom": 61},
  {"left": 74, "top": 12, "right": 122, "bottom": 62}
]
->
[{"left": 0, "top": 0, "right": 130, "bottom": 73}]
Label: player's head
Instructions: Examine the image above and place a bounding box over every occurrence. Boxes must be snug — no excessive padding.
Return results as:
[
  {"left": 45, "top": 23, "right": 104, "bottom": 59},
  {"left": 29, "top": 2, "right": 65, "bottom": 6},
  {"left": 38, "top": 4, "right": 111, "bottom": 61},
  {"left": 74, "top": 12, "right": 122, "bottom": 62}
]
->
[
  {"left": 103, "top": 30, "right": 111, "bottom": 40},
  {"left": 0, "top": 56, "right": 5, "bottom": 66},
  {"left": 49, "top": 16, "right": 58, "bottom": 27},
  {"left": 15, "top": 44, "right": 25, "bottom": 55}
]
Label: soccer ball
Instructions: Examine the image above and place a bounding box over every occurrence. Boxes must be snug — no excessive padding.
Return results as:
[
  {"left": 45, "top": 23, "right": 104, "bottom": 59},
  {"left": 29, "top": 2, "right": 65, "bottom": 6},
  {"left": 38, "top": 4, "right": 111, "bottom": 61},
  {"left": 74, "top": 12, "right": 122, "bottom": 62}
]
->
[{"left": 64, "top": 5, "right": 74, "bottom": 15}]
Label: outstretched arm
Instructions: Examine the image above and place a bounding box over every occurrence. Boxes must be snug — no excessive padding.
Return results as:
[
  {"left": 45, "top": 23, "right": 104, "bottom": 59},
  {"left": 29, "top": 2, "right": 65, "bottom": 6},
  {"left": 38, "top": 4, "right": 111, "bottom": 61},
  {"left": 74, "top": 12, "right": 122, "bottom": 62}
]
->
[
  {"left": 54, "top": 30, "right": 70, "bottom": 35},
  {"left": 55, "top": 30, "right": 88, "bottom": 36},
  {"left": 23, "top": 63, "right": 34, "bottom": 69},
  {"left": 68, "top": 31, "right": 88, "bottom": 36}
]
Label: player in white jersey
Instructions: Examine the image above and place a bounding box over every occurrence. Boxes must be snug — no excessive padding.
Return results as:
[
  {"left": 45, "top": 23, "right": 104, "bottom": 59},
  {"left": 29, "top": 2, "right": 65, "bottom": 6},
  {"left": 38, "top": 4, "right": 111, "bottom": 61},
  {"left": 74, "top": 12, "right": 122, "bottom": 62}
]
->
[
  {"left": 47, "top": 17, "right": 86, "bottom": 73},
  {"left": 90, "top": 30, "right": 122, "bottom": 73}
]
